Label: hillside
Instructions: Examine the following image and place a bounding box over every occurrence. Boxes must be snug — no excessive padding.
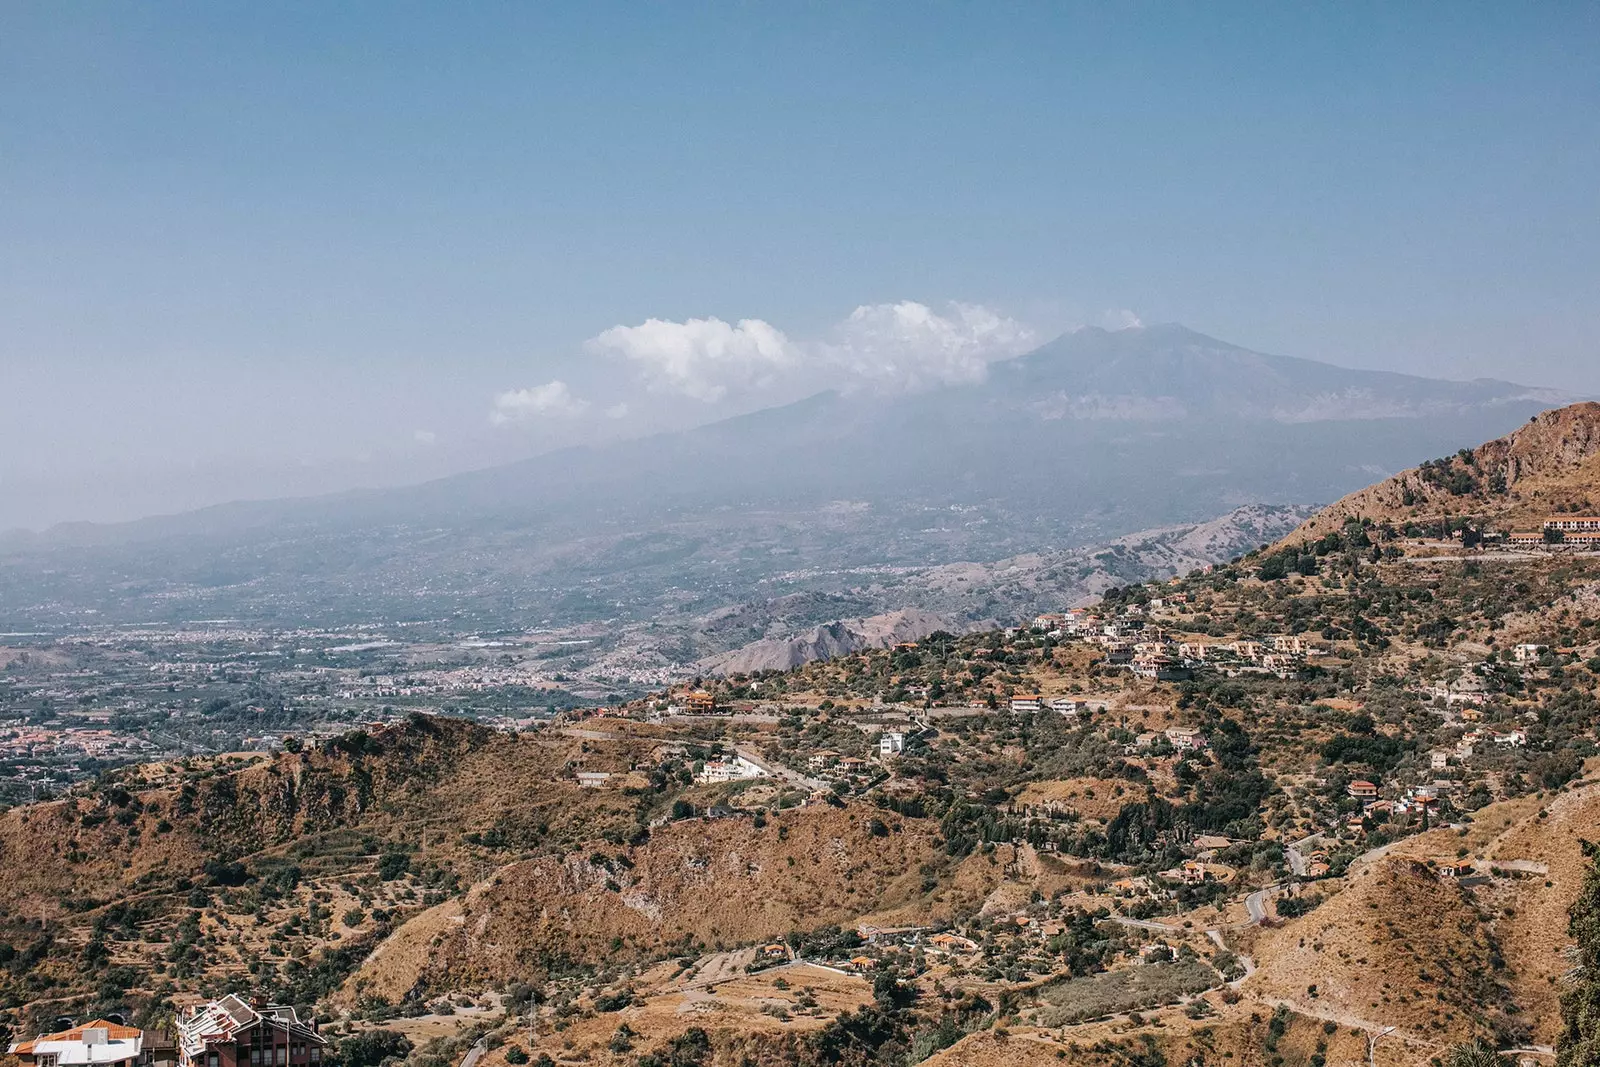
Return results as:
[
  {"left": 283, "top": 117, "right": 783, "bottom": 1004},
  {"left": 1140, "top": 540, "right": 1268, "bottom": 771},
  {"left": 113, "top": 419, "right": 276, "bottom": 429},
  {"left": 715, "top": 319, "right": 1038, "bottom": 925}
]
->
[
  {"left": 1244, "top": 856, "right": 1516, "bottom": 1044},
  {"left": 5, "top": 413, "right": 1600, "bottom": 1064},
  {"left": 696, "top": 504, "right": 1313, "bottom": 674},
  {"left": 1284, "top": 400, "right": 1600, "bottom": 543},
  {"left": 346, "top": 805, "right": 951, "bottom": 1003}
]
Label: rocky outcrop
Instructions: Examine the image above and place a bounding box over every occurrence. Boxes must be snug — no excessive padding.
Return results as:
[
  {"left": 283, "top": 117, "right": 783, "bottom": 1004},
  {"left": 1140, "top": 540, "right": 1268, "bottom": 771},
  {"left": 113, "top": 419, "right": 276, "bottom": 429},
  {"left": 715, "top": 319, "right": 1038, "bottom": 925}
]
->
[{"left": 696, "top": 608, "right": 955, "bottom": 674}]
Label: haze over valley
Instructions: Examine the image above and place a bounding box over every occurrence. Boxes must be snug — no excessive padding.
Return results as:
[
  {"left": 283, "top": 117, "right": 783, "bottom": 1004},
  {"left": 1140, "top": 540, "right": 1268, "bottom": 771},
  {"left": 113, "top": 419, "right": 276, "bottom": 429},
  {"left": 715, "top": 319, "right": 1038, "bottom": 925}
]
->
[{"left": 4, "top": 7, "right": 1600, "bottom": 1067}]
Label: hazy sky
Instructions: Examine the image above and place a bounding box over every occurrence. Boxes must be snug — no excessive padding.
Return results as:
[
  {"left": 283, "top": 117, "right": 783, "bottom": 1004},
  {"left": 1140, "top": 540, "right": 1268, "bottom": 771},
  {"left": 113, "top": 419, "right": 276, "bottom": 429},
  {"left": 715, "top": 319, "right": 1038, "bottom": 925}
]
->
[{"left": 3, "top": 3, "right": 1598, "bottom": 528}]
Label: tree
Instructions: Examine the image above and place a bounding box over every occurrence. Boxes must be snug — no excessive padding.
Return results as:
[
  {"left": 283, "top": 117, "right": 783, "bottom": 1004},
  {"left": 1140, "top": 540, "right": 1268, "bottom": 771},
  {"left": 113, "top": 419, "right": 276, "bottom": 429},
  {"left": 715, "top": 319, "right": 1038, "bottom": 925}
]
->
[
  {"left": 335, "top": 1030, "right": 412, "bottom": 1067},
  {"left": 377, "top": 851, "right": 410, "bottom": 880},
  {"left": 1446, "top": 1042, "right": 1505, "bottom": 1067},
  {"left": 1559, "top": 840, "right": 1600, "bottom": 1067}
]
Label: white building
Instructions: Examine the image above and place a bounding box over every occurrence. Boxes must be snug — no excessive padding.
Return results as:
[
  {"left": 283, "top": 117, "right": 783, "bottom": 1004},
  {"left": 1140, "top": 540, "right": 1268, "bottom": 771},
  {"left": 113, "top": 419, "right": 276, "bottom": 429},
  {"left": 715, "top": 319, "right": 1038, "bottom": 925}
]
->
[
  {"left": 698, "top": 754, "right": 769, "bottom": 784},
  {"left": 10, "top": 1022, "right": 147, "bottom": 1067},
  {"left": 879, "top": 732, "right": 905, "bottom": 757}
]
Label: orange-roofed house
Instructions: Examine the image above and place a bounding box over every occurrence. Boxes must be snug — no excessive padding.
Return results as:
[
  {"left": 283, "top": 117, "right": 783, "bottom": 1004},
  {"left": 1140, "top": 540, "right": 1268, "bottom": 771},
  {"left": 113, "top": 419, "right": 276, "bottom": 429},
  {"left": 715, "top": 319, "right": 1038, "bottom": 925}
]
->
[
  {"left": 9, "top": 1021, "right": 153, "bottom": 1067},
  {"left": 1347, "top": 780, "right": 1379, "bottom": 800},
  {"left": 685, "top": 690, "right": 716, "bottom": 713}
]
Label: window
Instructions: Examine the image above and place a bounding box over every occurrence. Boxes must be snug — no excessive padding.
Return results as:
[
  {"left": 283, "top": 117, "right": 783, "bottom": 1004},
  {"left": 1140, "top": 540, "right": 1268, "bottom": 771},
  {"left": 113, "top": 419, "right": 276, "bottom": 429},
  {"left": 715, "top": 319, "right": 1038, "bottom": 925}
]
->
[
  {"left": 309, "top": 1051, "right": 320, "bottom": 1064},
  {"left": 252, "top": 1050, "right": 262, "bottom": 1066},
  {"left": 276, "top": 1048, "right": 286, "bottom": 1066},
  {"left": 208, "top": 1054, "right": 219, "bottom": 1067}
]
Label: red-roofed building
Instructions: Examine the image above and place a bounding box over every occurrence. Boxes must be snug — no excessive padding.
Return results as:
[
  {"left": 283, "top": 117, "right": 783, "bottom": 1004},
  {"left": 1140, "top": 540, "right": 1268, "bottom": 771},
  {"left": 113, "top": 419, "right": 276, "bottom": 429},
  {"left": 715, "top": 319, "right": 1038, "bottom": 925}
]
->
[{"left": 175, "top": 997, "right": 326, "bottom": 1067}]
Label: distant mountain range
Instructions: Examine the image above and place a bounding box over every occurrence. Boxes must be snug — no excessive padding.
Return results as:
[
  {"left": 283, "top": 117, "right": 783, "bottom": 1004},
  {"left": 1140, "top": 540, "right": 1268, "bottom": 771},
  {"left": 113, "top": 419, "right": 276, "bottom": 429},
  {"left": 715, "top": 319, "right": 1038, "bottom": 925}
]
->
[{"left": 0, "top": 325, "right": 1578, "bottom": 643}]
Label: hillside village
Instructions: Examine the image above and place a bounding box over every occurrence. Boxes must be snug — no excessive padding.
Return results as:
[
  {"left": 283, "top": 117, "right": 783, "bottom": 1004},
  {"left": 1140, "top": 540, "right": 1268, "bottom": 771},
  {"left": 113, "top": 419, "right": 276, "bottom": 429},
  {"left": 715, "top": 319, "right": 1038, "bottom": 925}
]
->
[{"left": 0, "top": 408, "right": 1599, "bottom": 1067}]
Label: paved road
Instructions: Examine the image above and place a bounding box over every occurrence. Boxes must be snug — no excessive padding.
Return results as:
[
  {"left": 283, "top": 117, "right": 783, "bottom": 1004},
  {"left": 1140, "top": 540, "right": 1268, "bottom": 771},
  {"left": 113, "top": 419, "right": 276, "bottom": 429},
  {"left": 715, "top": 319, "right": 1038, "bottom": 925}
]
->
[
  {"left": 1244, "top": 885, "right": 1280, "bottom": 924},
  {"left": 1286, "top": 834, "right": 1322, "bottom": 878},
  {"left": 457, "top": 1039, "right": 487, "bottom": 1067}
]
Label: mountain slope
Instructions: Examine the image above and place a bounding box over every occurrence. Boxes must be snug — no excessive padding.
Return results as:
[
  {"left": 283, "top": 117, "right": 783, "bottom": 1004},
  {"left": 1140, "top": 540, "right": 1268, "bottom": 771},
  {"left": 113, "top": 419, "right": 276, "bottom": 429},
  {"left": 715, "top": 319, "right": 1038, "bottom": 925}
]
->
[
  {"left": 689, "top": 503, "right": 1311, "bottom": 674},
  {"left": 1000, "top": 323, "right": 1566, "bottom": 422},
  {"left": 0, "top": 327, "right": 1575, "bottom": 637},
  {"left": 1282, "top": 400, "right": 1600, "bottom": 543}
]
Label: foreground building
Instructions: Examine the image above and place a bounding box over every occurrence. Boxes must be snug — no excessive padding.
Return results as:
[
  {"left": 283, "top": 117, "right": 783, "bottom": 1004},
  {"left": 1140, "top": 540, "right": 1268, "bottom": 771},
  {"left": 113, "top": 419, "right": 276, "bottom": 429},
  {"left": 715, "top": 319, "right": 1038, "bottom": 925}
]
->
[
  {"left": 9, "top": 1020, "right": 164, "bottom": 1067},
  {"left": 176, "top": 996, "right": 327, "bottom": 1067}
]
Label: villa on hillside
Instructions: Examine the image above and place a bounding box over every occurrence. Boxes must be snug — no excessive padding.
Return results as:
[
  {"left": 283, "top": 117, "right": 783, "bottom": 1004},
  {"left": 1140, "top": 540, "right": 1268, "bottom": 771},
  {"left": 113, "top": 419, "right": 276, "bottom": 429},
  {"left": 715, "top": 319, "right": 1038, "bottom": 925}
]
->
[
  {"left": 1163, "top": 726, "right": 1207, "bottom": 751},
  {"left": 697, "top": 754, "right": 768, "bottom": 784},
  {"left": 1347, "top": 779, "right": 1380, "bottom": 800},
  {"left": 176, "top": 995, "right": 327, "bottom": 1067}
]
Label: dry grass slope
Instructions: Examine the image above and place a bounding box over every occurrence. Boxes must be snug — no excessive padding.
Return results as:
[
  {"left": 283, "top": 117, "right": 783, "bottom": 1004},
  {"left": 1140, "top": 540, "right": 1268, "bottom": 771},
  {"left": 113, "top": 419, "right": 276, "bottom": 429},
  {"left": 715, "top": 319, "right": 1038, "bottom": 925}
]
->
[
  {"left": 1246, "top": 857, "right": 1514, "bottom": 1044},
  {"left": 1283, "top": 400, "right": 1600, "bottom": 544}
]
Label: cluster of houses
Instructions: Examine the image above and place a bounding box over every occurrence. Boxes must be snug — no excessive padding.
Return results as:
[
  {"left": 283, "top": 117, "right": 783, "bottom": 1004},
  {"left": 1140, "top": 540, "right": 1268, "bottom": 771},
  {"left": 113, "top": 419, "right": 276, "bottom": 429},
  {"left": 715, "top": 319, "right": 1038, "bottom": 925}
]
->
[
  {"left": 1032, "top": 610, "right": 1322, "bottom": 682},
  {"left": 8, "top": 998, "right": 327, "bottom": 1067},
  {"left": 1345, "top": 778, "right": 1445, "bottom": 822},
  {"left": 1425, "top": 726, "right": 1527, "bottom": 770},
  {"left": 1505, "top": 516, "right": 1600, "bottom": 549}
]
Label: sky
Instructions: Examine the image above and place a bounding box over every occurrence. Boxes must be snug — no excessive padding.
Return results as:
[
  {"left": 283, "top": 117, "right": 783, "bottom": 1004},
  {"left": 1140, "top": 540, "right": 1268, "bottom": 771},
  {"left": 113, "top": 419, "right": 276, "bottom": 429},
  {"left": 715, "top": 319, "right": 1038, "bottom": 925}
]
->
[{"left": 2, "top": 2, "right": 1598, "bottom": 528}]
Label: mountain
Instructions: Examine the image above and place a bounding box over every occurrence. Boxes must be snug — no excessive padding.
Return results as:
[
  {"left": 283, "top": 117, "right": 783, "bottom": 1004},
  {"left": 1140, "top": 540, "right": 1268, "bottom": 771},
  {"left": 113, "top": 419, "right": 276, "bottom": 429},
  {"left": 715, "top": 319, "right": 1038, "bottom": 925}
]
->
[
  {"left": 997, "top": 323, "right": 1567, "bottom": 422},
  {"left": 1281, "top": 400, "right": 1600, "bottom": 544},
  {"left": 0, "top": 326, "right": 1576, "bottom": 639}
]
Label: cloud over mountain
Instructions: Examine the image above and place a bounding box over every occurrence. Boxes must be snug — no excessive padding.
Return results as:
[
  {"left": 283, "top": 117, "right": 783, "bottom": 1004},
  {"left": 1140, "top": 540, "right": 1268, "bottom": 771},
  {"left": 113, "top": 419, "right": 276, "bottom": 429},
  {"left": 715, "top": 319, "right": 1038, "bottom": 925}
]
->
[
  {"left": 489, "top": 380, "right": 589, "bottom": 423},
  {"left": 820, "top": 301, "right": 1035, "bottom": 392},
  {"left": 576, "top": 300, "right": 1033, "bottom": 406},
  {"left": 586, "top": 316, "right": 795, "bottom": 403}
]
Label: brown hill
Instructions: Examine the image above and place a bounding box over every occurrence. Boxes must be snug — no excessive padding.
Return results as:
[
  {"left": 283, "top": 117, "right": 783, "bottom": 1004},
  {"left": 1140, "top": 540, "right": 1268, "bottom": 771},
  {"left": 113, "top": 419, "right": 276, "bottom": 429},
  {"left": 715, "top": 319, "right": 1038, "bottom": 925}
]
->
[
  {"left": 344, "top": 804, "right": 946, "bottom": 1003},
  {"left": 1381, "top": 774, "right": 1600, "bottom": 1045},
  {"left": 1243, "top": 855, "right": 1519, "bottom": 1045},
  {"left": 1283, "top": 400, "right": 1600, "bottom": 543},
  {"left": 0, "top": 716, "right": 498, "bottom": 915}
]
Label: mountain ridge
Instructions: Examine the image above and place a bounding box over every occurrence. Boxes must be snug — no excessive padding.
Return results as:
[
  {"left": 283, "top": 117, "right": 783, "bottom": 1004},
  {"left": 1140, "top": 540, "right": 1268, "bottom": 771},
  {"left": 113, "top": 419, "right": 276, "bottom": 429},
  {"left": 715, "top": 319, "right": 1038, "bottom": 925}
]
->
[{"left": 1281, "top": 400, "right": 1600, "bottom": 544}]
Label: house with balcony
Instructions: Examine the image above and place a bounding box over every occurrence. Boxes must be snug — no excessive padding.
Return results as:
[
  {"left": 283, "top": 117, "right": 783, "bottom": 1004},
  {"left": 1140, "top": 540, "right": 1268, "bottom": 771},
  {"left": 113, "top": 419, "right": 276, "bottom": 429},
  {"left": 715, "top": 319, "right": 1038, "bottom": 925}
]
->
[{"left": 176, "top": 996, "right": 326, "bottom": 1067}]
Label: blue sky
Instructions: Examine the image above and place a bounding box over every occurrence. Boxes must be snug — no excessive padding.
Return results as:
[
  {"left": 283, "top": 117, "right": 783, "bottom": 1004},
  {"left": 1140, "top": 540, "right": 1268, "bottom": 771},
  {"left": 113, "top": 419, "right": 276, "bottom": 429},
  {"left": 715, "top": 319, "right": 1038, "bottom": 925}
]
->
[{"left": 2, "top": 3, "right": 1597, "bottom": 526}]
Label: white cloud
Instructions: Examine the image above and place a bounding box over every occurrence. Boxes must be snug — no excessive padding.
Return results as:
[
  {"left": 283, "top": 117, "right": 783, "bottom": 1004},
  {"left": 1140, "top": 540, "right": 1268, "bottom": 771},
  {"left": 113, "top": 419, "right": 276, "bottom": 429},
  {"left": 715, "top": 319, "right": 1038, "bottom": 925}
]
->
[
  {"left": 581, "top": 301, "right": 1032, "bottom": 403},
  {"left": 490, "top": 380, "right": 589, "bottom": 424},
  {"left": 1101, "top": 308, "right": 1144, "bottom": 331},
  {"left": 605, "top": 402, "right": 631, "bottom": 420},
  {"left": 413, "top": 429, "right": 437, "bottom": 445},
  {"left": 821, "top": 301, "right": 1034, "bottom": 391},
  {"left": 586, "top": 316, "right": 796, "bottom": 402}
]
